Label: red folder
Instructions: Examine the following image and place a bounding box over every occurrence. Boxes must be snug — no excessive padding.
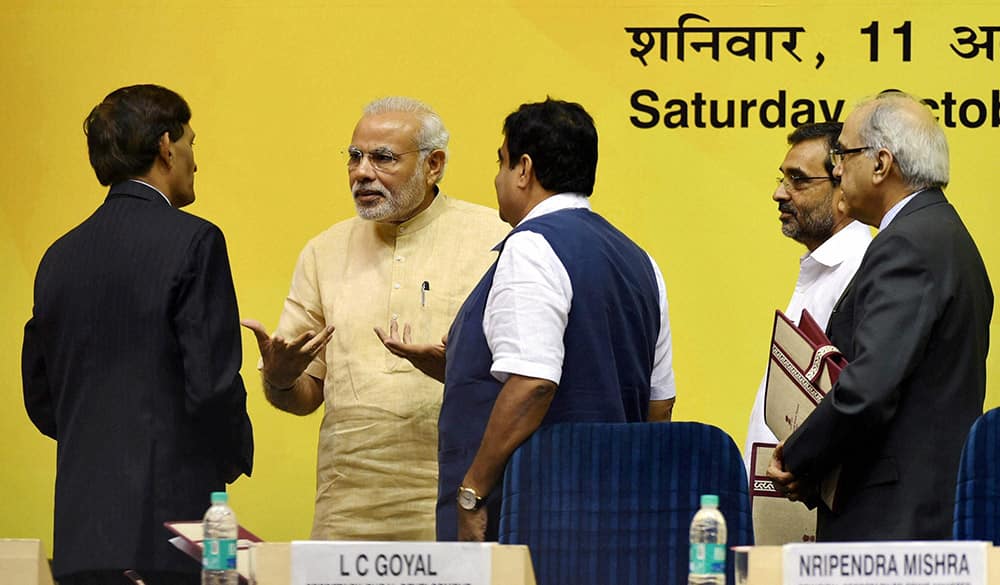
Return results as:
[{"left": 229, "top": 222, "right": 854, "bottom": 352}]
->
[{"left": 763, "top": 308, "right": 846, "bottom": 511}]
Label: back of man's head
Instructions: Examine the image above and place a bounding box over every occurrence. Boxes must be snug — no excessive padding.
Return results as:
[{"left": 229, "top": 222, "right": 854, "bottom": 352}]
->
[
  {"left": 503, "top": 98, "right": 598, "bottom": 196},
  {"left": 84, "top": 84, "right": 191, "bottom": 186},
  {"left": 857, "top": 92, "right": 949, "bottom": 190}
]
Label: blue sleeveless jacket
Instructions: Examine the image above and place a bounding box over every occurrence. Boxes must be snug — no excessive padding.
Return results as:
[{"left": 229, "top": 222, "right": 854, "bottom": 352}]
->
[{"left": 436, "top": 208, "right": 661, "bottom": 540}]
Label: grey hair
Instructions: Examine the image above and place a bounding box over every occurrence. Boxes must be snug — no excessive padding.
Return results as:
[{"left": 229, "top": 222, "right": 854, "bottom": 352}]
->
[
  {"left": 363, "top": 96, "right": 449, "bottom": 182},
  {"left": 856, "top": 92, "right": 949, "bottom": 190}
]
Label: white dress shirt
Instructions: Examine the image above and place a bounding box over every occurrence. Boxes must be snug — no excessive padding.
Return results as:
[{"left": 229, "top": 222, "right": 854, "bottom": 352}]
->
[
  {"left": 744, "top": 220, "right": 872, "bottom": 472},
  {"left": 483, "top": 193, "right": 676, "bottom": 400}
]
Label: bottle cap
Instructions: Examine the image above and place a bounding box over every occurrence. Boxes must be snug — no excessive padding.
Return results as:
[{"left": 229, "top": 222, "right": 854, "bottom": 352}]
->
[
  {"left": 210, "top": 491, "right": 228, "bottom": 505},
  {"left": 700, "top": 494, "right": 719, "bottom": 507}
]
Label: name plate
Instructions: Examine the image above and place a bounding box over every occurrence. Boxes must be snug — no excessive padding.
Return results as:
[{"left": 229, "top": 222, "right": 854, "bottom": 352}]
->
[
  {"left": 291, "top": 541, "right": 492, "bottom": 585},
  {"left": 782, "top": 541, "right": 988, "bottom": 585}
]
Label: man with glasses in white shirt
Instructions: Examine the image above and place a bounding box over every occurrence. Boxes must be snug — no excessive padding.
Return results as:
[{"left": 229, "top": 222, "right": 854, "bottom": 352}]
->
[
  {"left": 744, "top": 122, "right": 872, "bottom": 471},
  {"left": 743, "top": 122, "right": 871, "bottom": 545}
]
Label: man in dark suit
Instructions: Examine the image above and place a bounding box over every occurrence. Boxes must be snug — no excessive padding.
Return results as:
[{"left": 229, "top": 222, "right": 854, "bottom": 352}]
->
[
  {"left": 767, "top": 91, "right": 993, "bottom": 540},
  {"left": 22, "top": 85, "right": 254, "bottom": 585}
]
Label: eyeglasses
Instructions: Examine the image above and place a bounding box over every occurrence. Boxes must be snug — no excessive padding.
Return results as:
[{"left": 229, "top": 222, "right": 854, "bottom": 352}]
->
[
  {"left": 344, "top": 146, "right": 429, "bottom": 173},
  {"left": 776, "top": 175, "right": 834, "bottom": 192},
  {"left": 829, "top": 145, "right": 872, "bottom": 167}
]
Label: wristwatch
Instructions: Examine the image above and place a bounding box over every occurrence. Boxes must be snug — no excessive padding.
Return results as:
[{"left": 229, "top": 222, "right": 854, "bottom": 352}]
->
[{"left": 457, "top": 485, "right": 485, "bottom": 511}]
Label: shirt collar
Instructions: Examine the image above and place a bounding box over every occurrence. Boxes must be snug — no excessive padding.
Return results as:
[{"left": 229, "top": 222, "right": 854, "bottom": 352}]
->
[
  {"left": 376, "top": 188, "right": 448, "bottom": 237},
  {"left": 516, "top": 192, "right": 590, "bottom": 227},
  {"left": 807, "top": 220, "right": 872, "bottom": 268},
  {"left": 128, "top": 179, "right": 172, "bottom": 205},
  {"left": 879, "top": 189, "right": 924, "bottom": 231}
]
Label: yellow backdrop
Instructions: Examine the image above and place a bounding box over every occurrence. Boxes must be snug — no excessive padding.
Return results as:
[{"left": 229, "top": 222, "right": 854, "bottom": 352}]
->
[{"left": 3, "top": 0, "right": 997, "bottom": 550}]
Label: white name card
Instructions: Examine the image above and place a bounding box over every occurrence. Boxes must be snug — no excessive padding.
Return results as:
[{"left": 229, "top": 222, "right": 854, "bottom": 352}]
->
[
  {"left": 782, "top": 541, "right": 988, "bottom": 585},
  {"left": 291, "top": 541, "right": 492, "bottom": 585}
]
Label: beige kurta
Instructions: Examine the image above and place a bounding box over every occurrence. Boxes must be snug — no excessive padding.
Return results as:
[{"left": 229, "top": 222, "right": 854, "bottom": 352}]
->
[{"left": 276, "top": 194, "right": 509, "bottom": 540}]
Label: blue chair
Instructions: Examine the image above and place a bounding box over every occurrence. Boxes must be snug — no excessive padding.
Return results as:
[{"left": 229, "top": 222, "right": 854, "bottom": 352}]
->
[
  {"left": 954, "top": 407, "right": 1000, "bottom": 542},
  {"left": 499, "top": 422, "right": 752, "bottom": 585}
]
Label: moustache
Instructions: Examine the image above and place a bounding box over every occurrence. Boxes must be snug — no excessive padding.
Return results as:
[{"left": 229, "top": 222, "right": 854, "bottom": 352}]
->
[
  {"left": 778, "top": 202, "right": 796, "bottom": 215},
  {"left": 352, "top": 180, "right": 390, "bottom": 198}
]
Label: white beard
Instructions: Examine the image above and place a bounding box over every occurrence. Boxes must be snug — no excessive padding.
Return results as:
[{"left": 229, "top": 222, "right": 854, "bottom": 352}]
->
[{"left": 352, "top": 166, "right": 427, "bottom": 223}]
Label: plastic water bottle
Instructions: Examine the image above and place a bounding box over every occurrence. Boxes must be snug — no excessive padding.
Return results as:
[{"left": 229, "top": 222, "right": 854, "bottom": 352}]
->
[
  {"left": 688, "top": 494, "right": 727, "bottom": 585},
  {"left": 202, "top": 491, "right": 238, "bottom": 585}
]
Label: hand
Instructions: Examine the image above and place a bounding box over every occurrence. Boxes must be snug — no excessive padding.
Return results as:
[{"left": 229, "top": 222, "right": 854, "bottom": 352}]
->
[
  {"left": 766, "top": 441, "right": 815, "bottom": 503},
  {"left": 457, "top": 507, "right": 488, "bottom": 542},
  {"left": 241, "top": 318, "right": 335, "bottom": 389},
  {"left": 374, "top": 320, "right": 447, "bottom": 383}
]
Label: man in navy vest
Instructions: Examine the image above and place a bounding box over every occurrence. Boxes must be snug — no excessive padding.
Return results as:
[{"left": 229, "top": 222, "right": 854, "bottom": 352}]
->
[{"left": 435, "top": 98, "right": 677, "bottom": 541}]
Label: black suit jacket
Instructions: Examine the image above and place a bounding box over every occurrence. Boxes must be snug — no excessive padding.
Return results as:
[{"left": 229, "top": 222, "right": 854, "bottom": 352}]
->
[
  {"left": 783, "top": 188, "right": 992, "bottom": 541},
  {"left": 22, "top": 181, "right": 254, "bottom": 577}
]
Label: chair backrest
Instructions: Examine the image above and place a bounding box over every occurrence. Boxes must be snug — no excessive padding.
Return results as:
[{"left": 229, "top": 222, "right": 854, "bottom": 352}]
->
[
  {"left": 499, "top": 422, "right": 752, "bottom": 585},
  {"left": 954, "top": 407, "right": 1000, "bottom": 542}
]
